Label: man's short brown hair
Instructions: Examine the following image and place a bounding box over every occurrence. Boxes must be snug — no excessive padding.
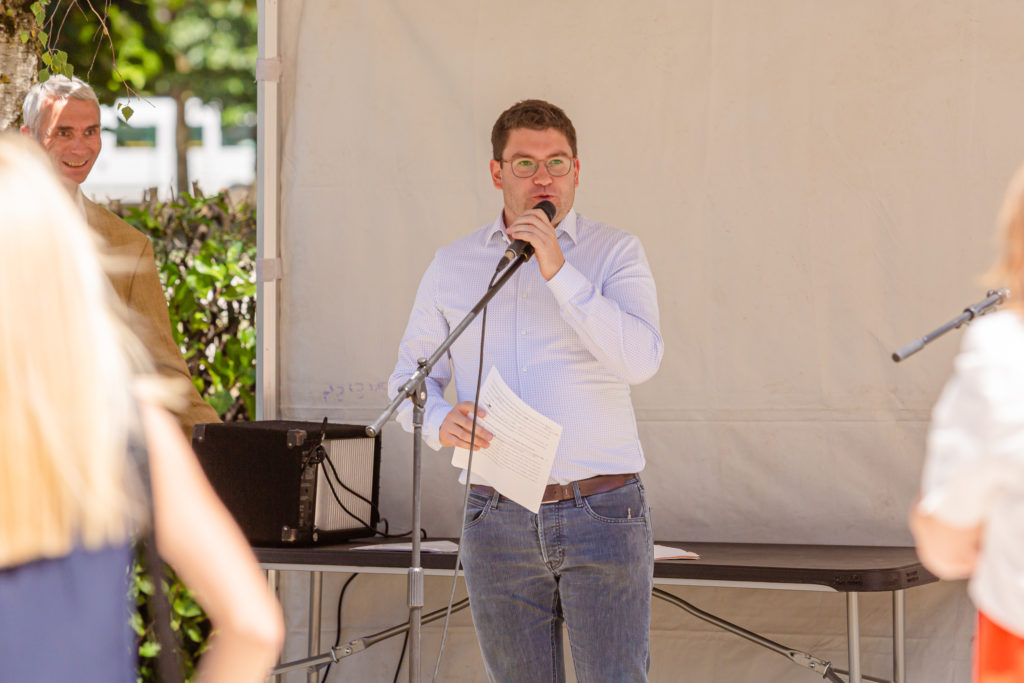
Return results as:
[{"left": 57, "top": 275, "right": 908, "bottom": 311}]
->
[{"left": 491, "top": 99, "right": 577, "bottom": 161}]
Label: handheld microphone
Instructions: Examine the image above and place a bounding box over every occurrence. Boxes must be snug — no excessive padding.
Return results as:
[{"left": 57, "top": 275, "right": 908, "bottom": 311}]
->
[{"left": 495, "top": 200, "right": 556, "bottom": 272}]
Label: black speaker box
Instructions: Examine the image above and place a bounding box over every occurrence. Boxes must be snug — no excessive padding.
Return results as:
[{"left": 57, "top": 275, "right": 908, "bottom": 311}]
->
[{"left": 192, "top": 420, "right": 381, "bottom": 547}]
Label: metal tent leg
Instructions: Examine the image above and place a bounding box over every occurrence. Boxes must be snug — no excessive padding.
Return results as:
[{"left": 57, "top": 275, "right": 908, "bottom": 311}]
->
[
  {"left": 893, "top": 589, "right": 905, "bottom": 683},
  {"left": 266, "top": 569, "right": 282, "bottom": 683},
  {"left": 847, "top": 592, "right": 861, "bottom": 683},
  {"left": 307, "top": 571, "right": 323, "bottom": 683}
]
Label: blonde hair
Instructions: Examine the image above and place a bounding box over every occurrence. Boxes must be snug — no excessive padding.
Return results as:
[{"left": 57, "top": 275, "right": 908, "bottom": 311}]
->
[
  {"left": 0, "top": 134, "right": 147, "bottom": 567},
  {"left": 986, "top": 162, "right": 1024, "bottom": 311}
]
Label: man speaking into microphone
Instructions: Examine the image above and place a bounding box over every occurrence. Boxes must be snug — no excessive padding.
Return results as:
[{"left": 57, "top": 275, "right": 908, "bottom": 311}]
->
[{"left": 388, "top": 99, "right": 664, "bottom": 682}]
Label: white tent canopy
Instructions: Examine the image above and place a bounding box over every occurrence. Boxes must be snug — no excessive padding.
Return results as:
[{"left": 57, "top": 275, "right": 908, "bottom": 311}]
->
[{"left": 258, "top": 2, "right": 1024, "bottom": 680}]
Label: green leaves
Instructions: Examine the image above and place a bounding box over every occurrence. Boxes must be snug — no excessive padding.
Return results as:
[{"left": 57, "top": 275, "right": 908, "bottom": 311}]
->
[
  {"left": 120, "top": 189, "right": 257, "bottom": 423},
  {"left": 38, "top": 48, "right": 67, "bottom": 70},
  {"left": 117, "top": 102, "right": 135, "bottom": 122},
  {"left": 45, "top": 0, "right": 257, "bottom": 117},
  {"left": 137, "top": 640, "right": 161, "bottom": 658},
  {"left": 173, "top": 596, "right": 204, "bottom": 619},
  {"left": 23, "top": 1, "right": 73, "bottom": 80},
  {"left": 30, "top": 1, "right": 48, "bottom": 27},
  {"left": 130, "top": 546, "right": 210, "bottom": 681}
]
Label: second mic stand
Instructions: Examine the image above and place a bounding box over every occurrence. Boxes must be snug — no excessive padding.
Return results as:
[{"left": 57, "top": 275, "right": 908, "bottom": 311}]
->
[
  {"left": 892, "top": 289, "right": 1009, "bottom": 362},
  {"left": 366, "top": 254, "right": 528, "bottom": 682}
]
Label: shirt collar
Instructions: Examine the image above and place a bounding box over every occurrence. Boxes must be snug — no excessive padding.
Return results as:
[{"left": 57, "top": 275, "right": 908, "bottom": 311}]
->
[
  {"left": 483, "top": 208, "right": 579, "bottom": 247},
  {"left": 73, "top": 187, "right": 87, "bottom": 218}
]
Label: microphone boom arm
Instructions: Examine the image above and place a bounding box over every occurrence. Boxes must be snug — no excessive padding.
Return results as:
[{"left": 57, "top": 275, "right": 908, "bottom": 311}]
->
[
  {"left": 892, "top": 289, "right": 1009, "bottom": 362},
  {"left": 366, "top": 252, "right": 528, "bottom": 433}
]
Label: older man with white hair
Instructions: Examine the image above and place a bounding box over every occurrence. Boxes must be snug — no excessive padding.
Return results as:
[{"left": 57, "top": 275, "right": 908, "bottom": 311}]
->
[{"left": 21, "top": 76, "right": 220, "bottom": 434}]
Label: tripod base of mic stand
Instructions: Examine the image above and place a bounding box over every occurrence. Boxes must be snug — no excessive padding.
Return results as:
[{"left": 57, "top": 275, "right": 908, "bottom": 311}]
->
[
  {"left": 653, "top": 588, "right": 848, "bottom": 682},
  {"left": 268, "top": 599, "right": 472, "bottom": 677}
]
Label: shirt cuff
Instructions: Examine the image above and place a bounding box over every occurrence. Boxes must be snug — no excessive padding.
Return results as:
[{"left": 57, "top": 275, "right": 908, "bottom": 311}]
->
[
  {"left": 420, "top": 401, "right": 452, "bottom": 451},
  {"left": 545, "top": 261, "right": 588, "bottom": 306},
  {"left": 918, "top": 489, "right": 986, "bottom": 528},
  {"left": 918, "top": 461, "right": 1005, "bottom": 527}
]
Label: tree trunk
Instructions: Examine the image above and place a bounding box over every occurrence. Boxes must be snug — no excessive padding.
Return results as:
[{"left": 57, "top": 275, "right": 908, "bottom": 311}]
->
[
  {"left": 172, "top": 85, "right": 190, "bottom": 196},
  {"left": 0, "top": 1, "right": 40, "bottom": 130}
]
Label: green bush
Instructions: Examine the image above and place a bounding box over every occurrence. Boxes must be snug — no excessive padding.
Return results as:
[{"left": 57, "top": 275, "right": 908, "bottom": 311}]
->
[
  {"left": 108, "top": 189, "right": 257, "bottom": 681},
  {"left": 129, "top": 551, "right": 210, "bottom": 682},
  {"left": 119, "top": 190, "right": 258, "bottom": 421}
]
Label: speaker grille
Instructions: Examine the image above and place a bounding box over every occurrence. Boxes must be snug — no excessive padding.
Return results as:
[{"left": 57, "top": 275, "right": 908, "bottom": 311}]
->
[{"left": 315, "top": 437, "right": 377, "bottom": 531}]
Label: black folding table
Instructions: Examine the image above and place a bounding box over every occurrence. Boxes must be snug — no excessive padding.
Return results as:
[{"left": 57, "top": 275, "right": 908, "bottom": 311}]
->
[{"left": 257, "top": 540, "right": 937, "bottom": 683}]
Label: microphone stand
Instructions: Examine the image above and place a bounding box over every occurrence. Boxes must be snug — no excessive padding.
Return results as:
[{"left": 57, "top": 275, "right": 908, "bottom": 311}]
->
[
  {"left": 366, "top": 255, "right": 528, "bottom": 682},
  {"left": 269, "top": 599, "right": 471, "bottom": 676},
  {"left": 891, "top": 289, "right": 1009, "bottom": 362}
]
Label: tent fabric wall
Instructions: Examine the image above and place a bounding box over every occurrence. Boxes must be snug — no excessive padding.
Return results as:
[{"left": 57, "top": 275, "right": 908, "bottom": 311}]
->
[{"left": 270, "top": 1, "right": 1024, "bottom": 680}]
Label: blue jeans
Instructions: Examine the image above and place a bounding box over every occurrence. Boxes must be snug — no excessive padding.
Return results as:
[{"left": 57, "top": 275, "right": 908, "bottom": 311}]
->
[{"left": 461, "top": 477, "right": 653, "bottom": 683}]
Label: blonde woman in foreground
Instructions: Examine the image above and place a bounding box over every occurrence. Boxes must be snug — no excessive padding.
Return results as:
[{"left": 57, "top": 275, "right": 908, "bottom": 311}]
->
[
  {"left": 911, "top": 162, "right": 1024, "bottom": 682},
  {"left": 0, "top": 134, "right": 283, "bottom": 682}
]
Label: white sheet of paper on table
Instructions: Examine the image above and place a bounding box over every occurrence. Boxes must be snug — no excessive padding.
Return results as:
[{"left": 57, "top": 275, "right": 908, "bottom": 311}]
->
[
  {"left": 351, "top": 541, "right": 460, "bottom": 553},
  {"left": 654, "top": 544, "right": 700, "bottom": 560}
]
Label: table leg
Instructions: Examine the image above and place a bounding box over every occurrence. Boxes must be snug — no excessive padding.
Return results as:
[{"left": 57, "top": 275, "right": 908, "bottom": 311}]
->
[
  {"left": 266, "top": 569, "right": 282, "bottom": 683},
  {"left": 847, "top": 592, "right": 861, "bottom": 683},
  {"left": 893, "top": 589, "right": 906, "bottom": 683},
  {"left": 307, "top": 571, "right": 323, "bottom": 683}
]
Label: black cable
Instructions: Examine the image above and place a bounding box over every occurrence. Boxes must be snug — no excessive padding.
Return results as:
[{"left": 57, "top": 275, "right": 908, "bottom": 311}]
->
[
  {"left": 299, "top": 418, "right": 382, "bottom": 533},
  {"left": 319, "top": 572, "right": 359, "bottom": 683},
  {"left": 316, "top": 456, "right": 378, "bottom": 533},
  {"left": 328, "top": 266, "right": 502, "bottom": 681},
  {"left": 431, "top": 267, "right": 500, "bottom": 681},
  {"left": 319, "top": 451, "right": 423, "bottom": 538},
  {"left": 306, "top": 437, "right": 424, "bottom": 539},
  {"left": 313, "top": 481, "right": 424, "bottom": 540},
  {"left": 392, "top": 632, "right": 410, "bottom": 683},
  {"left": 316, "top": 445, "right": 376, "bottom": 508}
]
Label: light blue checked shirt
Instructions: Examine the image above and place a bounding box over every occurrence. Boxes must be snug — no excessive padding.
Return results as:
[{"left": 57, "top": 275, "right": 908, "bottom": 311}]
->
[{"left": 388, "top": 209, "right": 663, "bottom": 484}]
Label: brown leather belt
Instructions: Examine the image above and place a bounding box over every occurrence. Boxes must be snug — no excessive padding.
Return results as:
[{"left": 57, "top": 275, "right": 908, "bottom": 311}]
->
[{"left": 471, "top": 473, "right": 637, "bottom": 504}]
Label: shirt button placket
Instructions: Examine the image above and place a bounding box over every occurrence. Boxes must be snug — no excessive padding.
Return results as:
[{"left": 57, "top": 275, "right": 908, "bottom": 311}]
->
[{"left": 518, "top": 285, "right": 528, "bottom": 375}]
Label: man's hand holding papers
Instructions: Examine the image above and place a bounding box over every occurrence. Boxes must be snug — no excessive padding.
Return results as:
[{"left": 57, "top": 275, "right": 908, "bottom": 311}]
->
[{"left": 451, "top": 368, "right": 562, "bottom": 513}]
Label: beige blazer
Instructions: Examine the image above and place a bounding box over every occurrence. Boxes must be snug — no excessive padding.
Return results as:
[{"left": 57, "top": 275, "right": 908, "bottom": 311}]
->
[{"left": 85, "top": 198, "right": 221, "bottom": 435}]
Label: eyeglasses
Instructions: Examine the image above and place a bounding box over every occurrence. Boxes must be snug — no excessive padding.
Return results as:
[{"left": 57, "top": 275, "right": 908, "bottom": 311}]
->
[{"left": 501, "top": 156, "right": 574, "bottom": 178}]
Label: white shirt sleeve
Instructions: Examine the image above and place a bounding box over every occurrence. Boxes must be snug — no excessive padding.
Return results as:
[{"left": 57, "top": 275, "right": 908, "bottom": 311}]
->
[
  {"left": 387, "top": 257, "right": 454, "bottom": 450},
  {"left": 545, "top": 234, "right": 663, "bottom": 384},
  {"left": 920, "top": 313, "right": 1024, "bottom": 526}
]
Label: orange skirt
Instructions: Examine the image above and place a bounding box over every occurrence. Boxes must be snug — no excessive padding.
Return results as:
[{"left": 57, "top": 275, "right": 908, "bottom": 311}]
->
[{"left": 975, "top": 610, "right": 1024, "bottom": 683}]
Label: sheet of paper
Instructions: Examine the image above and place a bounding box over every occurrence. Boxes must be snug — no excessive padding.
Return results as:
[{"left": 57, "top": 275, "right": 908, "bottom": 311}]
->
[
  {"left": 452, "top": 367, "right": 562, "bottom": 513},
  {"left": 654, "top": 544, "right": 700, "bottom": 560},
  {"left": 351, "top": 540, "right": 459, "bottom": 553}
]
